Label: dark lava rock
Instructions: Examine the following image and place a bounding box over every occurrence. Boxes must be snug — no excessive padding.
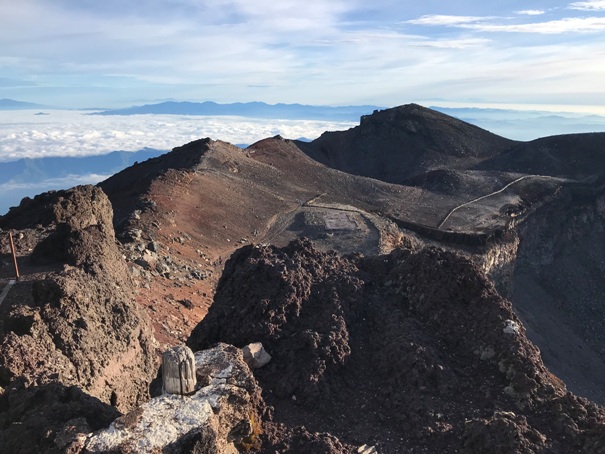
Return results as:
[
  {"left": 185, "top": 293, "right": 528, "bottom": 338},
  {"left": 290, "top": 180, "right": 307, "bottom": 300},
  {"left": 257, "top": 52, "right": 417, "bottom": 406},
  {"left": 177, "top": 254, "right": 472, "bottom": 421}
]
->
[
  {"left": 187, "top": 238, "right": 605, "bottom": 453},
  {"left": 0, "top": 186, "right": 156, "bottom": 412},
  {"left": 0, "top": 381, "right": 119, "bottom": 454},
  {"left": 266, "top": 426, "right": 354, "bottom": 454},
  {"left": 298, "top": 104, "right": 516, "bottom": 184},
  {"left": 188, "top": 238, "right": 364, "bottom": 404}
]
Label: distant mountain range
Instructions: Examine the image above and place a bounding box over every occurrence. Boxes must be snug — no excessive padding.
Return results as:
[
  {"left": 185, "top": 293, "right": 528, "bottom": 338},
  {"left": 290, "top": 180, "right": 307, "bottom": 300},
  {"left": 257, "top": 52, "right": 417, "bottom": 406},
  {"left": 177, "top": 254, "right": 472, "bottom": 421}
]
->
[
  {"left": 0, "top": 98, "right": 54, "bottom": 110},
  {"left": 91, "top": 101, "right": 382, "bottom": 121},
  {"left": 0, "top": 148, "right": 164, "bottom": 185},
  {"left": 3, "top": 98, "right": 605, "bottom": 140},
  {"left": 0, "top": 148, "right": 166, "bottom": 214},
  {"left": 430, "top": 106, "right": 605, "bottom": 140}
]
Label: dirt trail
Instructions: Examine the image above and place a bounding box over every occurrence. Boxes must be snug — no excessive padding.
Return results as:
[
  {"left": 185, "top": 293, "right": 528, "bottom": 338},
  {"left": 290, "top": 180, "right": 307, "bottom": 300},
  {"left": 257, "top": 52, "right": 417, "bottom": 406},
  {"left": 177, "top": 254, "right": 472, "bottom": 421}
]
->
[{"left": 437, "top": 175, "right": 569, "bottom": 229}]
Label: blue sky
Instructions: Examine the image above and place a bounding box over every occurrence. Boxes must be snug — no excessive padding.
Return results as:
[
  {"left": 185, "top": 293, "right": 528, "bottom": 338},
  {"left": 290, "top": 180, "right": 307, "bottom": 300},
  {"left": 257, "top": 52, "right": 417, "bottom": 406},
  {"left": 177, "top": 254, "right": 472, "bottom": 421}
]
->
[{"left": 1, "top": 0, "right": 605, "bottom": 112}]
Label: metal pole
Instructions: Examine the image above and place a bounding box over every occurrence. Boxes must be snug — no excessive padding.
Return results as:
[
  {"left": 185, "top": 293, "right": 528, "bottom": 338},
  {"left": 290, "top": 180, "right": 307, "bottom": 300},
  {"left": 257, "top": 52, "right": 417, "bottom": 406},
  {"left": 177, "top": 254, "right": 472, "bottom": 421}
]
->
[{"left": 8, "top": 231, "right": 19, "bottom": 281}]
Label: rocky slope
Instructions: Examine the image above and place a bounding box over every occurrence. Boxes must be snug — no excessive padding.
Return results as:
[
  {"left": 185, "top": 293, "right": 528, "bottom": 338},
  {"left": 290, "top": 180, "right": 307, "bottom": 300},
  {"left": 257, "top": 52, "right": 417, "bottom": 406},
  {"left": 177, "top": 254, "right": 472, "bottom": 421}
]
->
[
  {"left": 296, "top": 105, "right": 605, "bottom": 407},
  {"left": 298, "top": 104, "right": 516, "bottom": 184},
  {"left": 0, "top": 186, "right": 157, "bottom": 452},
  {"left": 509, "top": 184, "right": 605, "bottom": 404},
  {"left": 97, "top": 136, "right": 430, "bottom": 347},
  {"left": 1, "top": 104, "right": 604, "bottom": 453},
  {"left": 188, "top": 239, "right": 605, "bottom": 453}
]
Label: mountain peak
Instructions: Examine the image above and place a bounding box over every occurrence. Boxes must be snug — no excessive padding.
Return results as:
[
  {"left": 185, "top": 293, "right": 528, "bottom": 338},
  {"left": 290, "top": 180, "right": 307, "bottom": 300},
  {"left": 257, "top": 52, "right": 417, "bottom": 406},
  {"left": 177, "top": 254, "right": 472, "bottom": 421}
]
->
[{"left": 300, "top": 104, "right": 516, "bottom": 184}]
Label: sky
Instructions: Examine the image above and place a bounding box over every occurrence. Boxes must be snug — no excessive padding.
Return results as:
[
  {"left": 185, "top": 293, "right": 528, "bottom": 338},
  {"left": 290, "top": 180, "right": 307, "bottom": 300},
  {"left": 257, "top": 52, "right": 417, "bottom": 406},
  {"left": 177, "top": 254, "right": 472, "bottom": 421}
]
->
[{"left": 1, "top": 1, "right": 605, "bottom": 112}]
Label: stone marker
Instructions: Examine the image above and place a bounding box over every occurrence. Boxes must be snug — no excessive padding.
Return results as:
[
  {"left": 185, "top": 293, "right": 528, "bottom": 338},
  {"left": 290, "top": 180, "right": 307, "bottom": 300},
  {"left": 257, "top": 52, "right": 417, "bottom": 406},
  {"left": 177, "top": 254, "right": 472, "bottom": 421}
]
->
[
  {"left": 162, "top": 345, "right": 197, "bottom": 395},
  {"left": 242, "top": 342, "right": 272, "bottom": 369}
]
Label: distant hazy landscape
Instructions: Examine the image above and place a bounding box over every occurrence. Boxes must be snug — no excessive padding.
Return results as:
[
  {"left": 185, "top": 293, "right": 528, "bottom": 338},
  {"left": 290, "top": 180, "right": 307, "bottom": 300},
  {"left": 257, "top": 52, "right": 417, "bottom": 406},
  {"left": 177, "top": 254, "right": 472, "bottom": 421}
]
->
[{"left": 2, "top": 99, "right": 605, "bottom": 214}]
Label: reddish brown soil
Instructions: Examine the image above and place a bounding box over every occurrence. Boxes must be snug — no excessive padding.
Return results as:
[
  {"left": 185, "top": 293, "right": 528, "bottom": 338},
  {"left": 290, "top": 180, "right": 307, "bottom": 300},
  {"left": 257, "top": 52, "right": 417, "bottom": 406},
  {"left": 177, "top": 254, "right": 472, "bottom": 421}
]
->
[{"left": 99, "top": 137, "right": 425, "bottom": 348}]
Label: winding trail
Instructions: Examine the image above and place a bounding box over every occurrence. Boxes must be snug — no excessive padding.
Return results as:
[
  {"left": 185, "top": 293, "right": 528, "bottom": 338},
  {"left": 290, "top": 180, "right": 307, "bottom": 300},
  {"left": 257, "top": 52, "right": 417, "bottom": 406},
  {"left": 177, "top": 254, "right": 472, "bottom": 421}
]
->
[{"left": 437, "top": 175, "right": 566, "bottom": 230}]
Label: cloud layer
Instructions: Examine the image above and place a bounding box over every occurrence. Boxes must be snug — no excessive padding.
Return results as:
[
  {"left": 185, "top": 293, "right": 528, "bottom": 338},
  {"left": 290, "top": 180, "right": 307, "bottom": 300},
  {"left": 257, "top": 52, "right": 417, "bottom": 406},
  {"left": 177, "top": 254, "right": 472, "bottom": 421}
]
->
[
  {"left": 407, "top": 14, "right": 605, "bottom": 33},
  {"left": 0, "top": 110, "right": 355, "bottom": 161},
  {"left": 1, "top": 104, "right": 604, "bottom": 214}
]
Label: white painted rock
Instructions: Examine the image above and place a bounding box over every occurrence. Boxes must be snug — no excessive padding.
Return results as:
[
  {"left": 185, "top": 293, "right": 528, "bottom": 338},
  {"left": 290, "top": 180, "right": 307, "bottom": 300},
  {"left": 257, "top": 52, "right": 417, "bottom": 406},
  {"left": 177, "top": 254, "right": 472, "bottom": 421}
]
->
[{"left": 242, "top": 342, "right": 272, "bottom": 369}]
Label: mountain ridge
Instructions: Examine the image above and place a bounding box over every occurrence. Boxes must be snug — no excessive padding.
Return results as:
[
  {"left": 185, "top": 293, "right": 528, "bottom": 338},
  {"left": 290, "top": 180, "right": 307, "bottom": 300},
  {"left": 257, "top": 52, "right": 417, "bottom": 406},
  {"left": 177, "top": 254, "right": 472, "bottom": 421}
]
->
[
  {"left": 91, "top": 100, "right": 382, "bottom": 121},
  {"left": 0, "top": 98, "right": 54, "bottom": 110},
  {"left": 298, "top": 103, "right": 518, "bottom": 185},
  {"left": 1, "top": 103, "right": 605, "bottom": 453}
]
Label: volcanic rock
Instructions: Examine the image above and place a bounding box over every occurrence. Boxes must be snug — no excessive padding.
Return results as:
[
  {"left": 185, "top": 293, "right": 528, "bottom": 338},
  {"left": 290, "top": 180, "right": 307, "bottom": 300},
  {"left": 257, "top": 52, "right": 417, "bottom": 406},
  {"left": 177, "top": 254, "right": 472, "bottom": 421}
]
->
[
  {"left": 298, "top": 104, "right": 516, "bottom": 184},
  {"left": 0, "top": 381, "right": 120, "bottom": 454},
  {"left": 242, "top": 342, "right": 272, "bottom": 369},
  {"left": 85, "top": 343, "right": 263, "bottom": 454},
  {"left": 188, "top": 239, "right": 364, "bottom": 404},
  {"left": 0, "top": 186, "right": 156, "bottom": 413},
  {"left": 187, "top": 239, "right": 605, "bottom": 453}
]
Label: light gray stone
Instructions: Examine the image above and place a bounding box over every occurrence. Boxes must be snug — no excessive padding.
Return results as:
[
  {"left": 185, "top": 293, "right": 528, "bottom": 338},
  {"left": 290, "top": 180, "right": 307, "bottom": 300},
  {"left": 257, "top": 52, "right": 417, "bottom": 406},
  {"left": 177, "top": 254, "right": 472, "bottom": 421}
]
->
[
  {"left": 86, "top": 343, "right": 261, "bottom": 454},
  {"left": 162, "top": 345, "right": 196, "bottom": 395},
  {"left": 242, "top": 342, "right": 272, "bottom": 369}
]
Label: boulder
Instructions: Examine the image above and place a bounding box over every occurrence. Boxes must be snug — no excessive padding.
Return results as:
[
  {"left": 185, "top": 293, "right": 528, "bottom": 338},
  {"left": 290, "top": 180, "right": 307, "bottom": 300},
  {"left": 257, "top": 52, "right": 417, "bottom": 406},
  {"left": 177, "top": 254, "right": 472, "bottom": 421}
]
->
[
  {"left": 85, "top": 343, "right": 263, "bottom": 453},
  {"left": 0, "top": 186, "right": 157, "bottom": 412},
  {"left": 242, "top": 342, "right": 272, "bottom": 369}
]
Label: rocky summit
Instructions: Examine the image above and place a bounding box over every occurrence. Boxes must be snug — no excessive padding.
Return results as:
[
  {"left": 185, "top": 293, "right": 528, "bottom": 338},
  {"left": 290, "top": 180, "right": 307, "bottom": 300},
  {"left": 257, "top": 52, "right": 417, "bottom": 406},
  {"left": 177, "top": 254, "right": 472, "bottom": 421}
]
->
[{"left": 0, "top": 104, "right": 604, "bottom": 453}]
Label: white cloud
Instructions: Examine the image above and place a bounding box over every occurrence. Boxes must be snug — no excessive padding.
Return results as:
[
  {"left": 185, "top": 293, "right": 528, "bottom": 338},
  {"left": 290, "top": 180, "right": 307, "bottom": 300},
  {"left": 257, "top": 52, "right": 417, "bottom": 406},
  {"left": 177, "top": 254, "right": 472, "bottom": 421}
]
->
[
  {"left": 406, "top": 15, "right": 493, "bottom": 26},
  {"left": 410, "top": 37, "right": 490, "bottom": 49},
  {"left": 407, "top": 14, "right": 605, "bottom": 34},
  {"left": 0, "top": 110, "right": 356, "bottom": 161},
  {"left": 568, "top": 0, "right": 605, "bottom": 11},
  {"left": 472, "top": 16, "right": 605, "bottom": 33},
  {"left": 1, "top": 1, "right": 605, "bottom": 114},
  {"left": 0, "top": 174, "right": 110, "bottom": 191},
  {"left": 515, "top": 10, "right": 545, "bottom": 16}
]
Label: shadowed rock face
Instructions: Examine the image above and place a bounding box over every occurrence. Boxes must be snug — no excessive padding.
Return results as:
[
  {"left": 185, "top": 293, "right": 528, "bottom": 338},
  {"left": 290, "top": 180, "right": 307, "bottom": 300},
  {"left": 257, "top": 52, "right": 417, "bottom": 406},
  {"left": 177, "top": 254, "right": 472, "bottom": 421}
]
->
[
  {"left": 509, "top": 188, "right": 605, "bottom": 405},
  {"left": 188, "top": 239, "right": 605, "bottom": 453},
  {"left": 0, "top": 185, "right": 156, "bottom": 412},
  {"left": 0, "top": 381, "right": 120, "bottom": 454},
  {"left": 298, "top": 104, "right": 517, "bottom": 184}
]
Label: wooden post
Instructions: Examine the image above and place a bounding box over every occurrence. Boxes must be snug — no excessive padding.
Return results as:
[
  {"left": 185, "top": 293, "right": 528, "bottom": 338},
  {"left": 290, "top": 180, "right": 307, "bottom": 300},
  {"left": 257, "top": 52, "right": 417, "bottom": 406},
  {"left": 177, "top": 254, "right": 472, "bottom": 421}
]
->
[
  {"left": 8, "top": 231, "right": 19, "bottom": 281},
  {"left": 162, "top": 345, "right": 197, "bottom": 395}
]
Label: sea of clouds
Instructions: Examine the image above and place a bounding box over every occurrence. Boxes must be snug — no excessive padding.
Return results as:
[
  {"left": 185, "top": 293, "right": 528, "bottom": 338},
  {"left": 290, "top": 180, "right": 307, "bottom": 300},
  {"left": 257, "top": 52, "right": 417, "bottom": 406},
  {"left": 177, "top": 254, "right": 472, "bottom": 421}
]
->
[
  {"left": 0, "top": 110, "right": 356, "bottom": 213},
  {"left": 0, "top": 110, "right": 356, "bottom": 162},
  {"left": 2, "top": 107, "right": 605, "bottom": 214}
]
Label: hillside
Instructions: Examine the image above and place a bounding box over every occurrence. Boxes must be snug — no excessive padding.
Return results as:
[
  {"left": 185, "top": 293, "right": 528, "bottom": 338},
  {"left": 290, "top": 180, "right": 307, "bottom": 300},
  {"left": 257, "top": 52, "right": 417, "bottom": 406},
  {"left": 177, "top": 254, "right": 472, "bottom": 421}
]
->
[
  {"left": 1, "top": 104, "right": 605, "bottom": 452},
  {"left": 476, "top": 132, "right": 605, "bottom": 181},
  {"left": 298, "top": 104, "right": 517, "bottom": 184}
]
